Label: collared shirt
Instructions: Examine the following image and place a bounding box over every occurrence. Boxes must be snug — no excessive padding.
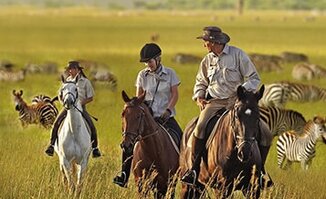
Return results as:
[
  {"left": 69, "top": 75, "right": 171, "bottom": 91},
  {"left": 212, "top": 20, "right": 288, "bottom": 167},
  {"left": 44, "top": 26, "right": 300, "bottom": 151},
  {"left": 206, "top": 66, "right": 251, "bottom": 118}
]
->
[
  {"left": 193, "top": 44, "right": 260, "bottom": 100},
  {"left": 66, "top": 74, "right": 94, "bottom": 104},
  {"left": 136, "top": 65, "right": 180, "bottom": 118}
]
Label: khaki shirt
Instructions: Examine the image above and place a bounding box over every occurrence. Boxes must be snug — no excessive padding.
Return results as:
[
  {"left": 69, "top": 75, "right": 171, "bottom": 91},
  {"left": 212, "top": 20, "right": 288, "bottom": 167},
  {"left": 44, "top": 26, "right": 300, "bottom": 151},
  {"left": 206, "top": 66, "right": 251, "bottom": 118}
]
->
[
  {"left": 193, "top": 44, "right": 260, "bottom": 101},
  {"left": 136, "top": 65, "right": 180, "bottom": 118},
  {"left": 66, "top": 74, "right": 94, "bottom": 104}
]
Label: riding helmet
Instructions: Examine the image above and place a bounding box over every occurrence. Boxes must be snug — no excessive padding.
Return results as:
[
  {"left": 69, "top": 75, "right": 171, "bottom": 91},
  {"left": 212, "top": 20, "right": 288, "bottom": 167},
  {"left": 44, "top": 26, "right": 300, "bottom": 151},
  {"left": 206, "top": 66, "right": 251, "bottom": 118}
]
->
[{"left": 139, "top": 43, "right": 162, "bottom": 62}]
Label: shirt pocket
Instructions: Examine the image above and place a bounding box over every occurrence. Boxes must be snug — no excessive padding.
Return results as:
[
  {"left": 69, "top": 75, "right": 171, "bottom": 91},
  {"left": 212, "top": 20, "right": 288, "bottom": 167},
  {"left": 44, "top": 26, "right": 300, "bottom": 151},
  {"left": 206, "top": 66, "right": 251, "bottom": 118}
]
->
[
  {"left": 158, "top": 77, "right": 170, "bottom": 93},
  {"left": 223, "top": 66, "right": 241, "bottom": 83},
  {"left": 207, "top": 66, "right": 216, "bottom": 83}
]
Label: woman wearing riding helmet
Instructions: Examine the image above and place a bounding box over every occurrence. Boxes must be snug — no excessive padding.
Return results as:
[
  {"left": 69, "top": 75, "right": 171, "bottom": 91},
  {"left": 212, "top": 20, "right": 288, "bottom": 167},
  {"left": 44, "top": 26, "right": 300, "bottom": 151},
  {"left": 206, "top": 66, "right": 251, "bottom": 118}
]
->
[{"left": 113, "top": 43, "right": 183, "bottom": 188}]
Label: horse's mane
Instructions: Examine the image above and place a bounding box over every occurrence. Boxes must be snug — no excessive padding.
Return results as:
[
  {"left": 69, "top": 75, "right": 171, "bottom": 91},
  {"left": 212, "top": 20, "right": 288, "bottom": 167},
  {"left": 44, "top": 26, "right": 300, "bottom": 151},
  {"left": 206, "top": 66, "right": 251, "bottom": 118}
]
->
[{"left": 213, "top": 109, "right": 235, "bottom": 165}]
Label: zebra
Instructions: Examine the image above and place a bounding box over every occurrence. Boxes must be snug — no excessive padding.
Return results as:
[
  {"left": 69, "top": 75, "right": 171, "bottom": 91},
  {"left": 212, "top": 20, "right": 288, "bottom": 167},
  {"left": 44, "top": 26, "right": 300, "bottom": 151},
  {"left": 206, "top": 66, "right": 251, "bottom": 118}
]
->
[
  {"left": 259, "top": 106, "right": 306, "bottom": 137},
  {"left": 259, "top": 81, "right": 326, "bottom": 108},
  {"left": 276, "top": 116, "right": 326, "bottom": 170},
  {"left": 32, "top": 94, "right": 58, "bottom": 104},
  {"left": 0, "top": 69, "right": 25, "bottom": 82},
  {"left": 12, "top": 90, "right": 58, "bottom": 129}
]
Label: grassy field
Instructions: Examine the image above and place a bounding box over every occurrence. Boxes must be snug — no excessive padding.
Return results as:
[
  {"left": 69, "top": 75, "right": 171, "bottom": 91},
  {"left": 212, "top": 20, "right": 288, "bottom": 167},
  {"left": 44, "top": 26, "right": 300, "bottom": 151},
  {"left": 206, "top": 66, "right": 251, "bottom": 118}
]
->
[{"left": 0, "top": 6, "right": 326, "bottom": 199}]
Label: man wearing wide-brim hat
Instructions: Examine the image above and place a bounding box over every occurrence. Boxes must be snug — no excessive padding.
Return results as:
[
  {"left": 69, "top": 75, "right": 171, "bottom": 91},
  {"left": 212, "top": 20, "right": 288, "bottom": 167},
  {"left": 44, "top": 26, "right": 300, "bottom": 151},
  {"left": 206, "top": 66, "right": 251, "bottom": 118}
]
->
[{"left": 181, "top": 26, "right": 273, "bottom": 188}]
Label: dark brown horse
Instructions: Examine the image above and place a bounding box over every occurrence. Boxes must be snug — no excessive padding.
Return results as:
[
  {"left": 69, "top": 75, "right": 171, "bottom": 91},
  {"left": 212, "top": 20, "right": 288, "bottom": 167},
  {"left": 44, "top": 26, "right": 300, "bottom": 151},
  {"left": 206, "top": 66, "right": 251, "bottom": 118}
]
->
[
  {"left": 180, "top": 85, "right": 265, "bottom": 199},
  {"left": 120, "top": 90, "right": 179, "bottom": 198}
]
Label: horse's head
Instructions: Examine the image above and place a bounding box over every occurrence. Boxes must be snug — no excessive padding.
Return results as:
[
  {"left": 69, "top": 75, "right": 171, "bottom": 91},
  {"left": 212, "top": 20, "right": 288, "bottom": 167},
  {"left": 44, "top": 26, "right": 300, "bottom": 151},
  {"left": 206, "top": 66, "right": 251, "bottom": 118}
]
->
[
  {"left": 120, "top": 90, "right": 147, "bottom": 154},
  {"left": 12, "top": 89, "right": 24, "bottom": 111},
  {"left": 59, "top": 75, "right": 79, "bottom": 110},
  {"left": 233, "top": 85, "right": 264, "bottom": 162}
]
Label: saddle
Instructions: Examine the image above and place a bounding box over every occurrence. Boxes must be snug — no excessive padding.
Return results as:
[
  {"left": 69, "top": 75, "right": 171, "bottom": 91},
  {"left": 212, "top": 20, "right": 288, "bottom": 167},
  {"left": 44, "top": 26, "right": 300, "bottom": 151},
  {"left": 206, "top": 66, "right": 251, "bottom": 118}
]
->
[{"left": 187, "top": 108, "right": 227, "bottom": 149}]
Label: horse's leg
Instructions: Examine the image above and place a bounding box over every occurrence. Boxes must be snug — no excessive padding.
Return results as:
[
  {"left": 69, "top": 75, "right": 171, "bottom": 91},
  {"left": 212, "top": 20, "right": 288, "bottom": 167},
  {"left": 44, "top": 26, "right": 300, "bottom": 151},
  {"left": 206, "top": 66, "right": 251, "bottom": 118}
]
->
[
  {"left": 75, "top": 164, "right": 84, "bottom": 197},
  {"left": 62, "top": 158, "right": 73, "bottom": 192},
  {"left": 154, "top": 175, "right": 167, "bottom": 199},
  {"left": 60, "top": 164, "right": 68, "bottom": 186}
]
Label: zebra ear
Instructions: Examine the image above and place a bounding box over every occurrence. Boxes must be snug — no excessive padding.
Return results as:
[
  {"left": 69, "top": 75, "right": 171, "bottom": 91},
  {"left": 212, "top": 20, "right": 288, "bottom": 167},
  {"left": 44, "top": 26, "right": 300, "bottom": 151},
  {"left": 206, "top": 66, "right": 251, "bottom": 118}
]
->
[
  {"left": 20, "top": 90, "right": 23, "bottom": 96},
  {"left": 122, "top": 90, "right": 131, "bottom": 102},
  {"left": 256, "top": 85, "right": 265, "bottom": 100},
  {"left": 12, "top": 90, "right": 16, "bottom": 95}
]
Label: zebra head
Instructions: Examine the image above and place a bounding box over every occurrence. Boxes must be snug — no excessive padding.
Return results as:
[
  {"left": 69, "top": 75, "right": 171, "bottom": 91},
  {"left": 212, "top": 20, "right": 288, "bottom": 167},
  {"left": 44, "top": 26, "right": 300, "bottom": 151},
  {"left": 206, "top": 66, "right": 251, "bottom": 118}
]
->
[
  {"left": 60, "top": 76, "right": 79, "bottom": 110},
  {"left": 312, "top": 116, "right": 326, "bottom": 143},
  {"left": 12, "top": 90, "right": 25, "bottom": 111}
]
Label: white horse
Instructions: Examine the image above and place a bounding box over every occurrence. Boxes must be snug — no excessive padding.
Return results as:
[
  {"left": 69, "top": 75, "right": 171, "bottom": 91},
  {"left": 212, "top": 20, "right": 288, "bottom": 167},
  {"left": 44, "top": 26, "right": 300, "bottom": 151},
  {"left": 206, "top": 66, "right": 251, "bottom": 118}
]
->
[{"left": 55, "top": 76, "right": 92, "bottom": 192}]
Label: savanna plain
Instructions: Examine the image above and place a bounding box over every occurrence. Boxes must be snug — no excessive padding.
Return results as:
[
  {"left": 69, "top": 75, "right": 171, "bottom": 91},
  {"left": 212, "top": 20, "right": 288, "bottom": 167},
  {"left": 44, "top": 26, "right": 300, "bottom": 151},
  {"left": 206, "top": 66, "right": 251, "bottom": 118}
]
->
[{"left": 0, "top": 6, "right": 325, "bottom": 199}]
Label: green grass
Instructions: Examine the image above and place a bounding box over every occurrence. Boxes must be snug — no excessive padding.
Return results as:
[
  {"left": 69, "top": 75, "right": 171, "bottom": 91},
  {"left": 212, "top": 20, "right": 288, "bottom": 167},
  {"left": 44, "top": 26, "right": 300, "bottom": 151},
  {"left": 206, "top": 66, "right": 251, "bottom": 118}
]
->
[{"left": 0, "top": 6, "right": 326, "bottom": 198}]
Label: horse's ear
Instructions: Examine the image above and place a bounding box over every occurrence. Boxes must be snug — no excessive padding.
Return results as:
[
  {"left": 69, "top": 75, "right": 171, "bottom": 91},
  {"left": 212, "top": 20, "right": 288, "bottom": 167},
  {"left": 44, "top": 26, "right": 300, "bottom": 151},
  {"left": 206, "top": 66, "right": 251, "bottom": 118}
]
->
[
  {"left": 137, "top": 90, "right": 146, "bottom": 103},
  {"left": 61, "top": 75, "right": 65, "bottom": 83},
  {"left": 122, "top": 90, "right": 131, "bottom": 102},
  {"left": 256, "top": 85, "right": 265, "bottom": 100},
  {"left": 237, "top": 85, "right": 245, "bottom": 100}
]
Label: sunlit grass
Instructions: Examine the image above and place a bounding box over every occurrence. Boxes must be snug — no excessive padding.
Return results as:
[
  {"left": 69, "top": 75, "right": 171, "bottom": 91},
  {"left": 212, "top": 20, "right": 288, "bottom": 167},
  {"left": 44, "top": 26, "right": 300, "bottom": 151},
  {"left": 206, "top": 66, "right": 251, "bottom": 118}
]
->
[{"left": 0, "top": 6, "right": 325, "bottom": 198}]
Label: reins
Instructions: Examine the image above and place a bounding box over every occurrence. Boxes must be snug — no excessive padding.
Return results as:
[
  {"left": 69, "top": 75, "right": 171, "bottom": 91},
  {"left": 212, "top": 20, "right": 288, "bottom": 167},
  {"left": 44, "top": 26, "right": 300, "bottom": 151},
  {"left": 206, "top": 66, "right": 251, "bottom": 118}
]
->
[
  {"left": 123, "top": 104, "right": 160, "bottom": 145},
  {"left": 63, "top": 89, "right": 98, "bottom": 121}
]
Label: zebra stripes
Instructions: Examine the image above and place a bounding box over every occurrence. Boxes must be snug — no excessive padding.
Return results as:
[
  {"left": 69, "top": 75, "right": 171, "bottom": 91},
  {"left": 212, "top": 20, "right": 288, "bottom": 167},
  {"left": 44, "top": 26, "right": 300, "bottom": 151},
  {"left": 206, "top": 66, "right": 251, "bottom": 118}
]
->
[
  {"left": 276, "top": 116, "right": 326, "bottom": 170},
  {"left": 13, "top": 90, "right": 58, "bottom": 129},
  {"left": 259, "top": 106, "right": 306, "bottom": 136},
  {"left": 259, "top": 81, "right": 326, "bottom": 108}
]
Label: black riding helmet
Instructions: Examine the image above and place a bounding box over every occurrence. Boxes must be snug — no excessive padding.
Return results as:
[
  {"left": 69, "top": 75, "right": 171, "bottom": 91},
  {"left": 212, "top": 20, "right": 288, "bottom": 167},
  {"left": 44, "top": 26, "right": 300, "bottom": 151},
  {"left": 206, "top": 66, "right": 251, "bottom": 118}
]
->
[{"left": 139, "top": 43, "right": 162, "bottom": 62}]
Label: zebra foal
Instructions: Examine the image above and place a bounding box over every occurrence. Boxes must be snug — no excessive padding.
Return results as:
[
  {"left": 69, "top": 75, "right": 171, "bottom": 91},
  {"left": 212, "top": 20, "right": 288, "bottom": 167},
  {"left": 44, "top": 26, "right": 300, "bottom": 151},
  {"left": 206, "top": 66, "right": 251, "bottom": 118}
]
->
[
  {"left": 276, "top": 116, "right": 326, "bottom": 170},
  {"left": 12, "top": 90, "right": 58, "bottom": 129}
]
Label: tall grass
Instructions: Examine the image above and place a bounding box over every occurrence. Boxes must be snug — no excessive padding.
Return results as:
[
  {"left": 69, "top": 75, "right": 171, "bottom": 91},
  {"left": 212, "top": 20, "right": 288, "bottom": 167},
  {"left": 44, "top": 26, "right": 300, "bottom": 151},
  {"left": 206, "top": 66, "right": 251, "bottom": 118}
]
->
[{"left": 0, "top": 7, "right": 325, "bottom": 198}]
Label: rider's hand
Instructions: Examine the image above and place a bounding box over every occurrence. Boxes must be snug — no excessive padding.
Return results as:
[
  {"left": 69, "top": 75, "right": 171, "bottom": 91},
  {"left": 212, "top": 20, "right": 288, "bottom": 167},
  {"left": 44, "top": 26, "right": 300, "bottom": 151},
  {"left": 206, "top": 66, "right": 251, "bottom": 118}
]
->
[
  {"left": 159, "top": 108, "right": 172, "bottom": 124},
  {"left": 196, "top": 98, "right": 210, "bottom": 111}
]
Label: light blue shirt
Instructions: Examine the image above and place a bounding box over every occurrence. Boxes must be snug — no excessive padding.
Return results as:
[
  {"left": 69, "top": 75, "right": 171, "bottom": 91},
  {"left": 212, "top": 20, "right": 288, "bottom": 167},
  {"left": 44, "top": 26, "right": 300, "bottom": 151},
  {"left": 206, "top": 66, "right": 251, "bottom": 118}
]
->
[{"left": 136, "top": 65, "right": 180, "bottom": 118}]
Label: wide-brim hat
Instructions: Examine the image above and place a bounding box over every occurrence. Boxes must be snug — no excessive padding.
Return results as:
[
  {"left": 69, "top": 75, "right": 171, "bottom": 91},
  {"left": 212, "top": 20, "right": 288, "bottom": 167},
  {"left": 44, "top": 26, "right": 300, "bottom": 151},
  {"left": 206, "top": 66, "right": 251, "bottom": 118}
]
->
[
  {"left": 196, "top": 26, "right": 230, "bottom": 44},
  {"left": 65, "top": 61, "right": 84, "bottom": 70}
]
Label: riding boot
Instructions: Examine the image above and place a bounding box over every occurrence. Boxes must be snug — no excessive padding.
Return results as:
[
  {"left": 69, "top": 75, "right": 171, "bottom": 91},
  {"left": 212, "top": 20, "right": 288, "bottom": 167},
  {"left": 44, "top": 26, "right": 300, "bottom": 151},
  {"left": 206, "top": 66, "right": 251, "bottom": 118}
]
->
[
  {"left": 83, "top": 110, "right": 101, "bottom": 158},
  {"left": 181, "top": 136, "right": 206, "bottom": 185},
  {"left": 45, "top": 110, "right": 67, "bottom": 156},
  {"left": 113, "top": 151, "right": 133, "bottom": 188},
  {"left": 259, "top": 145, "right": 273, "bottom": 188}
]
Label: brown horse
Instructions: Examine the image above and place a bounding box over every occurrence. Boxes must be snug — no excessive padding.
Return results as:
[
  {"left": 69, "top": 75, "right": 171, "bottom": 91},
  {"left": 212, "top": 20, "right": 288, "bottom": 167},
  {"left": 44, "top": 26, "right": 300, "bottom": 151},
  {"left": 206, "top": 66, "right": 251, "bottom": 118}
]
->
[
  {"left": 180, "top": 85, "right": 265, "bottom": 199},
  {"left": 120, "top": 90, "right": 179, "bottom": 198}
]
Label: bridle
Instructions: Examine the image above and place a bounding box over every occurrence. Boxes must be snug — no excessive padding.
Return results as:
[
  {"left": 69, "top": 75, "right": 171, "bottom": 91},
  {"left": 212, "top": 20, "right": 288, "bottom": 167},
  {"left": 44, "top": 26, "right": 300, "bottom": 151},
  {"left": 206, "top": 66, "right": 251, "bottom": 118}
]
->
[
  {"left": 231, "top": 101, "right": 259, "bottom": 160},
  {"left": 61, "top": 82, "right": 78, "bottom": 110},
  {"left": 121, "top": 103, "right": 159, "bottom": 151}
]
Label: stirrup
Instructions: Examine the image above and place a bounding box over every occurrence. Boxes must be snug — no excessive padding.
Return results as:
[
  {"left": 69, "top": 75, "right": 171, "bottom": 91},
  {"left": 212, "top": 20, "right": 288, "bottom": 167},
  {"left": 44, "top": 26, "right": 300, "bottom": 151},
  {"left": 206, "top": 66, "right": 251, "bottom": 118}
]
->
[
  {"left": 113, "top": 171, "right": 127, "bottom": 187},
  {"left": 181, "top": 170, "right": 197, "bottom": 186},
  {"left": 259, "top": 171, "right": 274, "bottom": 188}
]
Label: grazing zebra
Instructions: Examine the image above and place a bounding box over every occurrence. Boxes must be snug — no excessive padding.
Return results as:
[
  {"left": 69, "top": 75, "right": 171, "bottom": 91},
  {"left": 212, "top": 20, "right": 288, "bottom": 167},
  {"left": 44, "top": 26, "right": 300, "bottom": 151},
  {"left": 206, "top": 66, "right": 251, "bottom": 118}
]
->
[
  {"left": 276, "top": 116, "right": 326, "bottom": 170},
  {"left": 259, "top": 106, "right": 306, "bottom": 136},
  {"left": 260, "top": 81, "right": 326, "bottom": 108},
  {"left": 12, "top": 90, "right": 58, "bottom": 129},
  {"left": 0, "top": 69, "right": 25, "bottom": 82}
]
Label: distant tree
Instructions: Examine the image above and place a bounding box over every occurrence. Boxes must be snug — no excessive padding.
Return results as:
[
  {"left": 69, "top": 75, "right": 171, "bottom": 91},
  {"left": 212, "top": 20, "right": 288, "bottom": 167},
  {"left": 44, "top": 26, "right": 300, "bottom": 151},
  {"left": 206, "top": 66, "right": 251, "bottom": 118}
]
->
[{"left": 237, "top": 0, "right": 244, "bottom": 15}]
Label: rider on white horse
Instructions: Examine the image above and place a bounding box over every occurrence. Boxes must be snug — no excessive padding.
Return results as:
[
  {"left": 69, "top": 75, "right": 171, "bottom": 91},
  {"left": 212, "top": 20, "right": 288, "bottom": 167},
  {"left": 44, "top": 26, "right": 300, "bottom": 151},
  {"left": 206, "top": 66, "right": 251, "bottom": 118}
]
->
[{"left": 45, "top": 61, "right": 101, "bottom": 158}]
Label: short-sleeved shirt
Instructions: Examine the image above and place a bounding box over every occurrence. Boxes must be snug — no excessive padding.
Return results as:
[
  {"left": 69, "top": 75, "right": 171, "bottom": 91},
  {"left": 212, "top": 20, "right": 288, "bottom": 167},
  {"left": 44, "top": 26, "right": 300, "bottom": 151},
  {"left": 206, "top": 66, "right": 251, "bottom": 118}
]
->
[
  {"left": 136, "top": 65, "right": 180, "bottom": 118},
  {"left": 66, "top": 74, "right": 94, "bottom": 104},
  {"left": 193, "top": 44, "right": 260, "bottom": 101}
]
